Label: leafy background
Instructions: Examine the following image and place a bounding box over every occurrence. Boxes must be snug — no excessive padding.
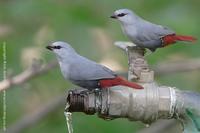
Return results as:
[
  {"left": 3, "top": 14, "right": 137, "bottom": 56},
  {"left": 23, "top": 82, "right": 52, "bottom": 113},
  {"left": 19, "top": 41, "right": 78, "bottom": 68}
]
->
[{"left": 0, "top": 0, "right": 200, "bottom": 133}]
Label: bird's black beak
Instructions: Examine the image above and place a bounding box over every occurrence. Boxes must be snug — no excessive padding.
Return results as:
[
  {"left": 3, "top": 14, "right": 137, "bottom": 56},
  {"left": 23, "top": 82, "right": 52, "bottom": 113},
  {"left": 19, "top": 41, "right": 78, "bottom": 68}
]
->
[
  {"left": 110, "top": 14, "right": 117, "bottom": 19},
  {"left": 46, "top": 45, "right": 53, "bottom": 51}
]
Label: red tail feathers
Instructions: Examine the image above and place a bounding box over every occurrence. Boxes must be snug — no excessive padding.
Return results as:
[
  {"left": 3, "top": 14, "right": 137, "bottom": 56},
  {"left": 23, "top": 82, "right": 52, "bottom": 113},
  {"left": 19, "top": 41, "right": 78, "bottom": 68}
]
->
[
  {"left": 162, "top": 34, "right": 197, "bottom": 46},
  {"left": 174, "top": 35, "right": 197, "bottom": 42},
  {"left": 99, "top": 76, "right": 143, "bottom": 89}
]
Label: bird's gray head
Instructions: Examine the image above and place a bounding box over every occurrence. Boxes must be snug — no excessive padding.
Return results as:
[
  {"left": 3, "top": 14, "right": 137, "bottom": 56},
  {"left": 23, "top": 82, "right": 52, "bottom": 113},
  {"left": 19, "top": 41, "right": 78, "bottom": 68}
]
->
[
  {"left": 110, "top": 9, "right": 139, "bottom": 25},
  {"left": 46, "top": 41, "right": 76, "bottom": 59}
]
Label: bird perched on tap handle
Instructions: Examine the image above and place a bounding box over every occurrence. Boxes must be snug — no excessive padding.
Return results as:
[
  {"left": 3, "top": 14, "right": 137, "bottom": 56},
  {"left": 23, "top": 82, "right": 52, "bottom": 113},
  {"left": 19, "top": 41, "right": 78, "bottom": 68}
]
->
[{"left": 111, "top": 9, "right": 197, "bottom": 52}]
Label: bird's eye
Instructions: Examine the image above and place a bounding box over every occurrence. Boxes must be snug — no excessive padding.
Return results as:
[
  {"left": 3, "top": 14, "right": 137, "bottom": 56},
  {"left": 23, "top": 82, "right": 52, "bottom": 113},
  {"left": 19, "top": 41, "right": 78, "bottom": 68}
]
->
[
  {"left": 117, "top": 13, "right": 126, "bottom": 17},
  {"left": 54, "top": 46, "right": 62, "bottom": 49}
]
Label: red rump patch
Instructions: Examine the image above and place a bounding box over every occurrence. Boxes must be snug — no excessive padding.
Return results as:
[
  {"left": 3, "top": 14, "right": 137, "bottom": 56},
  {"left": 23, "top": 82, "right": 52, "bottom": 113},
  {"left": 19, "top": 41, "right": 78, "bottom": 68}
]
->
[
  {"left": 99, "top": 76, "right": 143, "bottom": 89},
  {"left": 162, "top": 34, "right": 197, "bottom": 47},
  {"left": 162, "top": 34, "right": 177, "bottom": 46}
]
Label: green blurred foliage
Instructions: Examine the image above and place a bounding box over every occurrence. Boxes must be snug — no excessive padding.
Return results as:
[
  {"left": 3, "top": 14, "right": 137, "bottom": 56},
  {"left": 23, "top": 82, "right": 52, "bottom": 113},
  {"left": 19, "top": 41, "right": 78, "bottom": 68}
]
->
[{"left": 0, "top": 0, "right": 200, "bottom": 132}]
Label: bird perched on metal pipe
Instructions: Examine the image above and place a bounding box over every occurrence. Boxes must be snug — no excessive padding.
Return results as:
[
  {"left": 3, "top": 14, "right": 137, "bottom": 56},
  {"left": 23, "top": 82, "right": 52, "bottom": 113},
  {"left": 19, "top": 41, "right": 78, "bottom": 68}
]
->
[
  {"left": 110, "top": 9, "right": 197, "bottom": 52},
  {"left": 46, "top": 41, "right": 143, "bottom": 90}
]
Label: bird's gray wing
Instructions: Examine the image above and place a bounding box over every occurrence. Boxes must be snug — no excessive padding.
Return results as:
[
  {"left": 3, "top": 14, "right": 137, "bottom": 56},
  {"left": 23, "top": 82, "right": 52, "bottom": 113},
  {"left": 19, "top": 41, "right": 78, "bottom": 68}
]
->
[
  {"left": 137, "top": 20, "right": 175, "bottom": 41},
  {"left": 68, "top": 55, "right": 116, "bottom": 81}
]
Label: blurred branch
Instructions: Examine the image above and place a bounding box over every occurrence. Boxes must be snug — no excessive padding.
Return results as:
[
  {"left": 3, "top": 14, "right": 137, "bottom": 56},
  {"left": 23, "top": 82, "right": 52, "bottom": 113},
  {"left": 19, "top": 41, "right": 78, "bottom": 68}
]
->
[
  {"left": 154, "top": 59, "right": 200, "bottom": 76},
  {"left": 0, "top": 60, "right": 58, "bottom": 92},
  {"left": 119, "top": 59, "right": 200, "bottom": 77},
  {"left": 5, "top": 95, "right": 65, "bottom": 133}
]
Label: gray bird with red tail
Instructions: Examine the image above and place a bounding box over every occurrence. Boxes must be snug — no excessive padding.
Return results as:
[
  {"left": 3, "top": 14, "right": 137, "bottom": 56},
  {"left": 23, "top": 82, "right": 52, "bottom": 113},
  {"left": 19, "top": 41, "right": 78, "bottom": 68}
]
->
[
  {"left": 111, "top": 9, "right": 197, "bottom": 52},
  {"left": 46, "top": 41, "right": 143, "bottom": 90}
]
